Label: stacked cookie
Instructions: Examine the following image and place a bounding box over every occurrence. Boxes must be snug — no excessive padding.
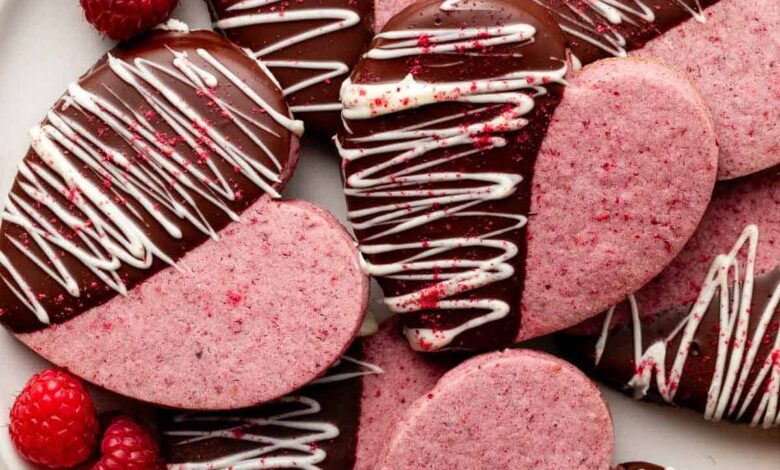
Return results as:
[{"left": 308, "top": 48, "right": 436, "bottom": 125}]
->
[{"left": 1, "top": 0, "right": 777, "bottom": 468}]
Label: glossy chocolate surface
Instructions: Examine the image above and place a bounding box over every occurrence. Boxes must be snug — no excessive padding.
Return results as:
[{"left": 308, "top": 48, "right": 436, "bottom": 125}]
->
[
  {"left": 0, "top": 30, "right": 296, "bottom": 332},
  {"left": 208, "top": 0, "right": 374, "bottom": 136},
  {"left": 340, "top": 0, "right": 567, "bottom": 350},
  {"left": 534, "top": 0, "right": 720, "bottom": 64},
  {"left": 160, "top": 343, "right": 366, "bottom": 469},
  {"left": 560, "top": 268, "right": 780, "bottom": 423}
]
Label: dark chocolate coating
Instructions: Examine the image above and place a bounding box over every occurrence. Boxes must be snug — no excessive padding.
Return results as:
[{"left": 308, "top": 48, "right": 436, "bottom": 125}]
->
[
  {"left": 534, "top": 0, "right": 720, "bottom": 64},
  {"left": 340, "top": 0, "right": 567, "bottom": 350},
  {"left": 616, "top": 463, "right": 666, "bottom": 470},
  {"left": 0, "top": 30, "right": 296, "bottom": 332},
  {"left": 207, "top": 0, "right": 374, "bottom": 137},
  {"left": 160, "top": 343, "right": 365, "bottom": 469},
  {"left": 559, "top": 268, "right": 780, "bottom": 424}
]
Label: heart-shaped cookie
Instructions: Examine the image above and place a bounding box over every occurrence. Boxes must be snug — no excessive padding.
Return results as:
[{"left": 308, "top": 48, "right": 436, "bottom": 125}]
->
[
  {"left": 338, "top": 0, "right": 718, "bottom": 351},
  {"left": 0, "top": 28, "right": 368, "bottom": 409}
]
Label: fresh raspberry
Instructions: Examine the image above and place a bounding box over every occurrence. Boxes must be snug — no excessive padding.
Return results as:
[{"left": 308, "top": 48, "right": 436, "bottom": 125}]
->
[
  {"left": 80, "top": 0, "right": 180, "bottom": 40},
  {"left": 9, "top": 369, "right": 100, "bottom": 469},
  {"left": 93, "top": 416, "right": 163, "bottom": 470}
]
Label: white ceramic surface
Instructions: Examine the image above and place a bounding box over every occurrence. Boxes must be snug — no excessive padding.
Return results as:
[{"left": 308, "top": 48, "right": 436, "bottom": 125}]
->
[{"left": 0, "top": 1, "right": 778, "bottom": 469}]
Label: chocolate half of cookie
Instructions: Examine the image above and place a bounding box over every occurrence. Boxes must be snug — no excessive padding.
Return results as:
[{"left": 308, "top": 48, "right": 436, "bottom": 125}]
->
[
  {"left": 338, "top": 0, "right": 568, "bottom": 351},
  {"left": 339, "top": 0, "right": 719, "bottom": 351},
  {"left": 207, "top": 0, "right": 375, "bottom": 136}
]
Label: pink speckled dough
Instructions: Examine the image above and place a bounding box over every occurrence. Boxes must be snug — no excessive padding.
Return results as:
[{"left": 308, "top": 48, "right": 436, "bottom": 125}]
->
[
  {"left": 629, "top": 167, "right": 780, "bottom": 318},
  {"left": 372, "top": 0, "right": 779, "bottom": 180},
  {"left": 375, "top": 349, "right": 614, "bottom": 470},
  {"left": 634, "top": 0, "right": 780, "bottom": 180},
  {"left": 574, "top": 166, "right": 780, "bottom": 335},
  {"left": 519, "top": 58, "right": 718, "bottom": 340},
  {"left": 637, "top": 167, "right": 780, "bottom": 326},
  {"left": 17, "top": 198, "right": 368, "bottom": 409},
  {"left": 356, "top": 320, "right": 452, "bottom": 470}
]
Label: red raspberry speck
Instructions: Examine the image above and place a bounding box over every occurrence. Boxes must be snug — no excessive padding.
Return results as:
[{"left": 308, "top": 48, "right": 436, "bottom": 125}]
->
[
  {"left": 418, "top": 337, "right": 435, "bottom": 351},
  {"left": 9, "top": 369, "right": 99, "bottom": 469},
  {"left": 227, "top": 290, "right": 243, "bottom": 306}
]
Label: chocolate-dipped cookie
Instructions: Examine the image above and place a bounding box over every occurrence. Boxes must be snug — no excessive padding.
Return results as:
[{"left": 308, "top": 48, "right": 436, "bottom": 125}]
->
[
  {"left": 207, "top": 0, "right": 375, "bottom": 136},
  {"left": 1, "top": 27, "right": 300, "bottom": 332},
  {"left": 376, "top": 0, "right": 780, "bottom": 180},
  {"left": 0, "top": 26, "right": 369, "bottom": 409},
  {"left": 161, "top": 344, "right": 377, "bottom": 470},
  {"left": 339, "top": 0, "right": 719, "bottom": 350},
  {"left": 560, "top": 166, "right": 780, "bottom": 428},
  {"left": 339, "top": 0, "right": 567, "bottom": 351},
  {"left": 531, "top": 0, "right": 720, "bottom": 65},
  {"left": 160, "top": 322, "right": 456, "bottom": 469}
]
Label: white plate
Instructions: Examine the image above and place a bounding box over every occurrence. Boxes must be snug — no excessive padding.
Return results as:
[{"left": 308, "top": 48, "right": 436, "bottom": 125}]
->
[{"left": 0, "top": 1, "right": 778, "bottom": 469}]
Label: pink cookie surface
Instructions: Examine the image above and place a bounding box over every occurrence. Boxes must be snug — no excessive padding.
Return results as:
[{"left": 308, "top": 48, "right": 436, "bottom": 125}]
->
[
  {"left": 635, "top": 0, "right": 780, "bottom": 180},
  {"left": 17, "top": 198, "right": 369, "bottom": 409},
  {"left": 518, "top": 58, "right": 718, "bottom": 340},
  {"left": 629, "top": 166, "right": 780, "bottom": 320},
  {"left": 356, "top": 320, "right": 453, "bottom": 469},
  {"left": 374, "top": 349, "right": 614, "bottom": 470},
  {"left": 572, "top": 165, "right": 780, "bottom": 335},
  {"left": 373, "top": 0, "right": 779, "bottom": 180}
]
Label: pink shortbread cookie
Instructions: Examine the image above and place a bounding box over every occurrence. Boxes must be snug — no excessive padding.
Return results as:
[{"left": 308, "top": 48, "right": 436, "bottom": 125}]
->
[
  {"left": 634, "top": 0, "right": 780, "bottom": 180},
  {"left": 0, "top": 29, "right": 368, "bottom": 409},
  {"left": 356, "top": 320, "right": 454, "bottom": 469},
  {"left": 519, "top": 57, "right": 718, "bottom": 339},
  {"left": 18, "top": 199, "right": 368, "bottom": 409},
  {"left": 374, "top": 0, "right": 780, "bottom": 180},
  {"left": 573, "top": 164, "right": 780, "bottom": 332},
  {"left": 159, "top": 319, "right": 453, "bottom": 467},
  {"left": 622, "top": 166, "right": 780, "bottom": 320},
  {"left": 374, "top": 349, "right": 614, "bottom": 470},
  {"left": 339, "top": 0, "right": 717, "bottom": 351}
]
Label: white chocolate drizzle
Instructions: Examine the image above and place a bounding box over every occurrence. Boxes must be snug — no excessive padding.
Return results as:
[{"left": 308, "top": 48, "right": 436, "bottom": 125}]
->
[
  {"left": 532, "top": 0, "right": 706, "bottom": 60},
  {"left": 214, "top": 0, "right": 362, "bottom": 114},
  {"left": 165, "top": 356, "right": 383, "bottom": 470},
  {"left": 0, "top": 46, "right": 302, "bottom": 325},
  {"left": 337, "top": 22, "right": 567, "bottom": 351},
  {"left": 155, "top": 19, "right": 191, "bottom": 33},
  {"left": 595, "top": 225, "right": 780, "bottom": 428}
]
